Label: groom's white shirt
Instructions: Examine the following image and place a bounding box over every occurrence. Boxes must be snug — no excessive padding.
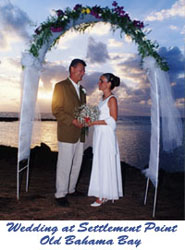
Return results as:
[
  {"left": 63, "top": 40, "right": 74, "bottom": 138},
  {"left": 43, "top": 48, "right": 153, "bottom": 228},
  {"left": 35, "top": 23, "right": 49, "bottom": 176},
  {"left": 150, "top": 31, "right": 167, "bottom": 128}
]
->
[{"left": 68, "top": 76, "right": 80, "bottom": 98}]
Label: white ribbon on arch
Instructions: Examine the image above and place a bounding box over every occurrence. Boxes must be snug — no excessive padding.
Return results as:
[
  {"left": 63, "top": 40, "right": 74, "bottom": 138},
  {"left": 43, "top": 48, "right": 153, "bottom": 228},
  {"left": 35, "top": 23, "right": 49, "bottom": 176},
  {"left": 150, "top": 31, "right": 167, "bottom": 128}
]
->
[
  {"left": 143, "top": 56, "right": 183, "bottom": 187},
  {"left": 18, "top": 15, "right": 183, "bottom": 189}
]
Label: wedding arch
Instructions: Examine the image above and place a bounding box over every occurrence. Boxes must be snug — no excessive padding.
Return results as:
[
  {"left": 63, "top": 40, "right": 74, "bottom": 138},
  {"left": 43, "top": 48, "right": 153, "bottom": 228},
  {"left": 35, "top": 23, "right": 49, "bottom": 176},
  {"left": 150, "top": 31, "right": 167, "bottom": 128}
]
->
[{"left": 18, "top": 2, "right": 182, "bottom": 216}]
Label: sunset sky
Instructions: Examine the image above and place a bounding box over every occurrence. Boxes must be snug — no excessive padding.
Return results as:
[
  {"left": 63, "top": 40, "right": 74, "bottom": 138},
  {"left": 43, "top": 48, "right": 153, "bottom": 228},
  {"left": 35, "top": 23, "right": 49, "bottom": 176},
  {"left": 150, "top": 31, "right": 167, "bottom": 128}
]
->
[{"left": 0, "top": 0, "right": 184, "bottom": 116}]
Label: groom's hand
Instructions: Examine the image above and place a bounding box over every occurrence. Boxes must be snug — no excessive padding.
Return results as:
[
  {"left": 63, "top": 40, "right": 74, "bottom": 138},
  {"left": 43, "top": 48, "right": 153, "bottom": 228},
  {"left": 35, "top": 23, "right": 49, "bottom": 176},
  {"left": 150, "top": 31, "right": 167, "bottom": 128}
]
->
[{"left": 72, "top": 119, "right": 83, "bottom": 128}]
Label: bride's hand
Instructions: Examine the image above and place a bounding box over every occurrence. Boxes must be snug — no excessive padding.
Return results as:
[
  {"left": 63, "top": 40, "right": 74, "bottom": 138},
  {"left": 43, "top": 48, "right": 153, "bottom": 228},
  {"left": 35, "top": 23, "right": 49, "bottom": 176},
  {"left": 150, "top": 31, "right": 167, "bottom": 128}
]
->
[{"left": 87, "top": 121, "right": 95, "bottom": 127}]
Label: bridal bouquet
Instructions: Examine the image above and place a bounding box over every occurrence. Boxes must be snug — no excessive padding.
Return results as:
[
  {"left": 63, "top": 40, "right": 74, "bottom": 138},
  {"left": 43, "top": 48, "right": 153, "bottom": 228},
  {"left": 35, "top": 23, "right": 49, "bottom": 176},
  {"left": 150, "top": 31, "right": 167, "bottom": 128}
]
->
[{"left": 74, "top": 104, "right": 100, "bottom": 126}]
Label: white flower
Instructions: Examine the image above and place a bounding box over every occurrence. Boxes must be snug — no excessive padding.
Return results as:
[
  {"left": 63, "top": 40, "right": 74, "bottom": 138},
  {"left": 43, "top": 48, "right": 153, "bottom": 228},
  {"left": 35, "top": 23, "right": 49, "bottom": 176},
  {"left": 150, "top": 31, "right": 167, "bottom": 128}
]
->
[
  {"left": 74, "top": 104, "right": 100, "bottom": 124},
  {"left": 62, "top": 15, "right": 68, "bottom": 20},
  {"left": 21, "top": 52, "right": 42, "bottom": 70},
  {"left": 81, "top": 87, "right": 86, "bottom": 94}
]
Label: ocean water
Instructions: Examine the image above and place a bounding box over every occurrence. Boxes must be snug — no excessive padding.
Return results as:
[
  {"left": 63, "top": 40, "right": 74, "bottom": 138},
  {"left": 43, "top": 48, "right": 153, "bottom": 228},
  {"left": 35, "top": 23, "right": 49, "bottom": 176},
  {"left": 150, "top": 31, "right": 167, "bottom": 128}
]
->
[{"left": 0, "top": 113, "right": 184, "bottom": 172}]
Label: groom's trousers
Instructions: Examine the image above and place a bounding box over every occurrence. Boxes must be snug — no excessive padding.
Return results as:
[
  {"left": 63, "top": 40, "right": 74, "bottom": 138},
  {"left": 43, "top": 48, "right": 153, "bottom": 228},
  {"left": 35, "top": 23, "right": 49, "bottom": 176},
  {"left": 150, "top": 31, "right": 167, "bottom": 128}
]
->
[{"left": 55, "top": 140, "right": 84, "bottom": 198}]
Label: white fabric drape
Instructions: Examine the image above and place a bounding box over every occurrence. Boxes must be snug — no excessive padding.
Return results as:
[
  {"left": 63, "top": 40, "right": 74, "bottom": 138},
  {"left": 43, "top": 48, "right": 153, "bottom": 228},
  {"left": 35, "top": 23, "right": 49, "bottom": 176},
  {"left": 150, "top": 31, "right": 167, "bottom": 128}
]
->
[
  {"left": 142, "top": 56, "right": 183, "bottom": 187},
  {"left": 142, "top": 58, "right": 160, "bottom": 187},
  {"left": 158, "top": 69, "right": 183, "bottom": 152},
  {"left": 18, "top": 54, "right": 41, "bottom": 161}
]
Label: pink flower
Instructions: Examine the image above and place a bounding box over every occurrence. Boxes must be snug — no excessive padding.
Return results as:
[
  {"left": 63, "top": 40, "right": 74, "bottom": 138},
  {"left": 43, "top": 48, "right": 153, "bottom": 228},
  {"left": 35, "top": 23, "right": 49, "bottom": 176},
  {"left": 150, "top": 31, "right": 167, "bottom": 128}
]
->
[{"left": 50, "top": 27, "right": 63, "bottom": 32}]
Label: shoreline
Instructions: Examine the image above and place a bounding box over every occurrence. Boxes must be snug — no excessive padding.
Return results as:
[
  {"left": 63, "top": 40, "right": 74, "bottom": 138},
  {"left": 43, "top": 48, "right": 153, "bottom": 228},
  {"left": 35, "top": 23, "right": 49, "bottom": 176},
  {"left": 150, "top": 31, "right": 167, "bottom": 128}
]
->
[
  {"left": 0, "top": 118, "right": 56, "bottom": 122},
  {"left": 0, "top": 142, "right": 184, "bottom": 173},
  {"left": 0, "top": 144, "right": 184, "bottom": 220}
]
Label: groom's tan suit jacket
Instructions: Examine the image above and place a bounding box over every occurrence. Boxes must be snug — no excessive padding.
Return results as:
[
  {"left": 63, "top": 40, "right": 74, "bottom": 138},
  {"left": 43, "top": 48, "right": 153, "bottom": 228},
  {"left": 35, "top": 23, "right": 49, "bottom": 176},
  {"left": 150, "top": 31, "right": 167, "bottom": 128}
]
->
[{"left": 52, "top": 78, "right": 86, "bottom": 143}]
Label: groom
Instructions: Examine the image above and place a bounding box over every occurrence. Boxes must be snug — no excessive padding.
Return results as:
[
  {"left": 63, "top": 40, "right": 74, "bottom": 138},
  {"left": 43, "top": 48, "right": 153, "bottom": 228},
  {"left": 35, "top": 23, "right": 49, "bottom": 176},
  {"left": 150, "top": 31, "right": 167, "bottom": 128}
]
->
[{"left": 52, "top": 58, "right": 86, "bottom": 207}]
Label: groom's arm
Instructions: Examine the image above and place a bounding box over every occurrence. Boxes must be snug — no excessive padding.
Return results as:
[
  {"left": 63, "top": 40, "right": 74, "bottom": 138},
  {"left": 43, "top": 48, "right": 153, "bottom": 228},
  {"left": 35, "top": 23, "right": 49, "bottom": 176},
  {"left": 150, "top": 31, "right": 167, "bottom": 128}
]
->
[{"left": 52, "top": 83, "right": 73, "bottom": 126}]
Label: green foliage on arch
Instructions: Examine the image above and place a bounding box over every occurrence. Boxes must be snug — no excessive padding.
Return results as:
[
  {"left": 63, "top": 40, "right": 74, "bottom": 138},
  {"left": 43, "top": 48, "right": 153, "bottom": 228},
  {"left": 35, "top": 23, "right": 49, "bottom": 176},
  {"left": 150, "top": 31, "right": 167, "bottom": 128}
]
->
[{"left": 29, "top": 2, "right": 169, "bottom": 71}]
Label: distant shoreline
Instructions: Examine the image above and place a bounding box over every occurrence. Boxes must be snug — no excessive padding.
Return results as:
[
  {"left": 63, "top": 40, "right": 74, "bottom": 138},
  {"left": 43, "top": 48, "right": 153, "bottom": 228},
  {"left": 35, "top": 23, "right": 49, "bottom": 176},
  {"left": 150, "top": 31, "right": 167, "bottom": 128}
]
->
[
  {"left": 0, "top": 118, "right": 56, "bottom": 122},
  {"left": 0, "top": 116, "right": 184, "bottom": 122}
]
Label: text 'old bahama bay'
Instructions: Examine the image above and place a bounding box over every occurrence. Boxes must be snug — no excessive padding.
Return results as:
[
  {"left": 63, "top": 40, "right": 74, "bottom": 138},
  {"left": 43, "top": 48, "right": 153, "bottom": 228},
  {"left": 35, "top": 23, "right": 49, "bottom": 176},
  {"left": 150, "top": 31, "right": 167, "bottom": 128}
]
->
[{"left": 6, "top": 221, "right": 178, "bottom": 247}]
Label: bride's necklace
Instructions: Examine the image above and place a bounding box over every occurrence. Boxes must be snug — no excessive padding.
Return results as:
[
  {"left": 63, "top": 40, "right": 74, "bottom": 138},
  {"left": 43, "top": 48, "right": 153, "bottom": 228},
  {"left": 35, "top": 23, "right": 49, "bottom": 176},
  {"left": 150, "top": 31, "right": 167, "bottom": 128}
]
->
[{"left": 103, "top": 93, "right": 112, "bottom": 100}]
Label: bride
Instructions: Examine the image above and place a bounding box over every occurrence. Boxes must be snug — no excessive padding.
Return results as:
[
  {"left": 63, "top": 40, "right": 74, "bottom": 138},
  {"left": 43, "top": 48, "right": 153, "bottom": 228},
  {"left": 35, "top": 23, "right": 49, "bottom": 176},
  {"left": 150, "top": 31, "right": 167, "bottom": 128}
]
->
[{"left": 88, "top": 73, "right": 123, "bottom": 207}]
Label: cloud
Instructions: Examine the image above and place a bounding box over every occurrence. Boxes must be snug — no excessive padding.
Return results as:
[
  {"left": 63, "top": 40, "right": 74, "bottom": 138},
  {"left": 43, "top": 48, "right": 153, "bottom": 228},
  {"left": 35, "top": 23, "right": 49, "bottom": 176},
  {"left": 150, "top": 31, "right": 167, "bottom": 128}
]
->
[
  {"left": 40, "top": 61, "right": 68, "bottom": 89},
  {"left": 124, "top": 35, "right": 132, "bottom": 43},
  {"left": 42, "top": 47, "right": 184, "bottom": 116},
  {"left": 86, "top": 37, "right": 110, "bottom": 64},
  {"left": 145, "top": 0, "right": 185, "bottom": 21},
  {"left": 38, "top": 59, "right": 102, "bottom": 95},
  {"left": 169, "top": 25, "right": 178, "bottom": 30},
  {"left": 0, "top": 57, "right": 22, "bottom": 86},
  {"left": 109, "top": 52, "right": 134, "bottom": 62},
  {"left": 88, "top": 53, "right": 150, "bottom": 115},
  {"left": 158, "top": 46, "right": 185, "bottom": 100},
  {"left": 115, "top": 55, "right": 148, "bottom": 89},
  {"left": 107, "top": 39, "right": 123, "bottom": 48},
  {"left": 172, "top": 78, "right": 185, "bottom": 100},
  {"left": 0, "top": 31, "right": 7, "bottom": 49},
  {"left": 114, "top": 80, "right": 151, "bottom": 116},
  {"left": 86, "top": 22, "right": 111, "bottom": 35},
  {"left": 6, "top": 57, "right": 21, "bottom": 69},
  {"left": 57, "top": 30, "right": 80, "bottom": 50},
  {"left": 115, "top": 47, "right": 184, "bottom": 103},
  {"left": 159, "top": 47, "right": 184, "bottom": 78},
  {"left": 82, "top": 71, "right": 103, "bottom": 95},
  {"left": 109, "top": 49, "right": 185, "bottom": 116},
  {"left": 180, "top": 25, "right": 185, "bottom": 35},
  {"left": 0, "top": 2, "right": 31, "bottom": 50}
]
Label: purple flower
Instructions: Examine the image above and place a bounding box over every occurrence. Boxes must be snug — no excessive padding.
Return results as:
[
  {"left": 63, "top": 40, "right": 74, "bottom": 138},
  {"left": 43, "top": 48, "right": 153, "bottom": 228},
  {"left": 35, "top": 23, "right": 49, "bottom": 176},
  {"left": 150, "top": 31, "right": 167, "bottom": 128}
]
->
[
  {"left": 91, "top": 10, "right": 96, "bottom": 16},
  {"left": 50, "top": 27, "right": 63, "bottom": 32},
  {"left": 56, "top": 9, "right": 64, "bottom": 17},
  {"left": 133, "top": 20, "right": 144, "bottom": 29},
  {"left": 92, "top": 6, "right": 101, "bottom": 13},
  {"left": 114, "top": 6, "right": 125, "bottom": 15},
  {"left": 124, "top": 14, "right": 131, "bottom": 21},
  {"left": 74, "top": 4, "right": 82, "bottom": 11},
  {"left": 90, "top": 6, "right": 102, "bottom": 19},
  {"left": 90, "top": 10, "right": 101, "bottom": 18},
  {"left": 112, "top": 1, "right": 118, "bottom": 7},
  {"left": 139, "top": 22, "right": 144, "bottom": 29},
  {"left": 119, "top": 10, "right": 125, "bottom": 17}
]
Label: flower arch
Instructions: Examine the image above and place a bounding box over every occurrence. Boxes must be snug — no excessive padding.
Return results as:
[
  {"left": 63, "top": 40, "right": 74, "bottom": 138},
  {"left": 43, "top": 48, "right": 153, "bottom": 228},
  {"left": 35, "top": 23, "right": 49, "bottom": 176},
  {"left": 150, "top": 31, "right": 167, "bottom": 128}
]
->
[
  {"left": 18, "top": 2, "right": 182, "bottom": 215},
  {"left": 28, "top": 2, "right": 168, "bottom": 70}
]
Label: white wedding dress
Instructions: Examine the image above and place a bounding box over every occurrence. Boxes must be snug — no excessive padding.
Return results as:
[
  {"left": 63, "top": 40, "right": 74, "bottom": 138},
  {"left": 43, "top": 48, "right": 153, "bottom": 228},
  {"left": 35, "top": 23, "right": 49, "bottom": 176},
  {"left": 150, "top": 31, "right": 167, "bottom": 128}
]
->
[{"left": 88, "top": 95, "right": 123, "bottom": 200}]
